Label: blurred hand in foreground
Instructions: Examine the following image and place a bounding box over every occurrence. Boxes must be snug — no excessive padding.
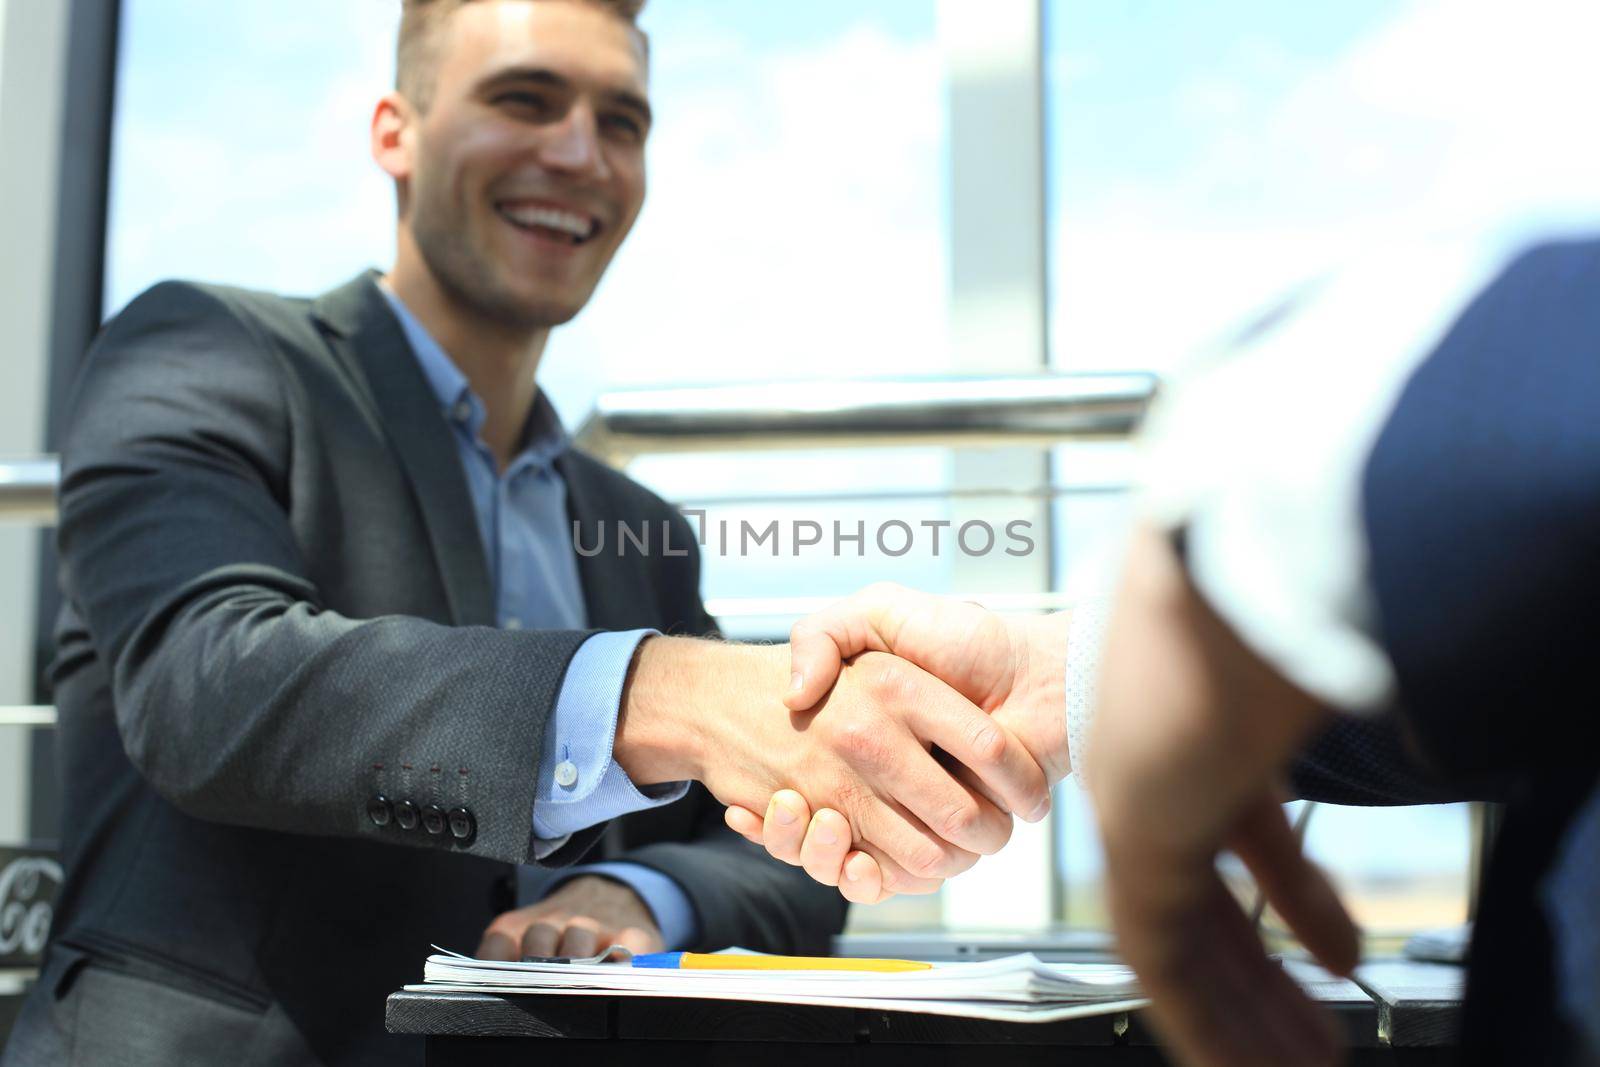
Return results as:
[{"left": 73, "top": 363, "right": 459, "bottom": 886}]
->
[{"left": 1088, "top": 523, "right": 1358, "bottom": 1067}]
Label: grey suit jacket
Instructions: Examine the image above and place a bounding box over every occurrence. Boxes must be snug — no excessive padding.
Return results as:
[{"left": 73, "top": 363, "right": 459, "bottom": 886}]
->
[{"left": 26, "top": 272, "right": 847, "bottom": 1065}]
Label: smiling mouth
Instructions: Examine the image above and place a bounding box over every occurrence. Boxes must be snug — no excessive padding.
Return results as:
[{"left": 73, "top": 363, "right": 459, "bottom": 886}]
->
[{"left": 495, "top": 201, "right": 601, "bottom": 246}]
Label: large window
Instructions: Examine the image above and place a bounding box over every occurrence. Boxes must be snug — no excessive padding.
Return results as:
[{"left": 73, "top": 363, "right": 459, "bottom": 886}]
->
[
  {"left": 107, "top": 0, "right": 974, "bottom": 931},
  {"left": 109, "top": 0, "right": 960, "bottom": 604},
  {"left": 106, "top": 0, "right": 961, "bottom": 630},
  {"left": 105, "top": 0, "right": 1587, "bottom": 941},
  {"left": 1045, "top": 0, "right": 1600, "bottom": 376},
  {"left": 107, "top": 0, "right": 951, "bottom": 418},
  {"left": 1044, "top": 0, "right": 1600, "bottom": 936}
]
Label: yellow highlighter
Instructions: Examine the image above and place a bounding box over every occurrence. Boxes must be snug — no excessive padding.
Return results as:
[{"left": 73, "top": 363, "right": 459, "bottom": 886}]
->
[{"left": 630, "top": 952, "right": 932, "bottom": 973}]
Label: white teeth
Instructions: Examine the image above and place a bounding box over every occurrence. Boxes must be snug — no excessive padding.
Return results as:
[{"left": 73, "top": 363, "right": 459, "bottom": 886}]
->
[{"left": 499, "top": 203, "right": 594, "bottom": 239}]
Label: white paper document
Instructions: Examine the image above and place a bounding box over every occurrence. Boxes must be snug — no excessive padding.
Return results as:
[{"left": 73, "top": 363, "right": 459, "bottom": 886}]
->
[{"left": 410, "top": 951, "right": 1148, "bottom": 1024}]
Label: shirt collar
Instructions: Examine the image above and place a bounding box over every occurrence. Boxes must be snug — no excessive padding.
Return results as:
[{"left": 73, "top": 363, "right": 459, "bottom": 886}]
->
[{"left": 378, "top": 282, "right": 569, "bottom": 467}]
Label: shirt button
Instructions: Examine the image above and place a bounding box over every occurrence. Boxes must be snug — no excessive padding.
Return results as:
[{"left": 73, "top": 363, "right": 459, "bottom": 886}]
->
[
  {"left": 421, "top": 804, "right": 447, "bottom": 835},
  {"left": 503, "top": 616, "right": 522, "bottom": 630},
  {"left": 451, "top": 400, "right": 472, "bottom": 423},
  {"left": 554, "top": 761, "right": 579, "bottom": 789},
  {"left": 366, "top": 795, "right": 393, "bottom": 827}
]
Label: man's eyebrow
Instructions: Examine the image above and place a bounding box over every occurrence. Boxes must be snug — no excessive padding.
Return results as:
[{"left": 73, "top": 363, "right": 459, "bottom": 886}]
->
[{"left": 480, "top": 65, "right": 652, "bottom": 127}]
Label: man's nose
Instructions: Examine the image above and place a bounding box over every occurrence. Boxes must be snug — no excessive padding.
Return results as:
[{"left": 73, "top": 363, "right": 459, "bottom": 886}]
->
[{"left": 536, "top": 102, "right": 609, "bottom": 181}]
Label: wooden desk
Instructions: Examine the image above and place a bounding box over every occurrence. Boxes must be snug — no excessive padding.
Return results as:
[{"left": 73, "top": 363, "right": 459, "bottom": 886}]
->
[{"left": 387, "top": 957, "right": 1462, "bottom": 1065}]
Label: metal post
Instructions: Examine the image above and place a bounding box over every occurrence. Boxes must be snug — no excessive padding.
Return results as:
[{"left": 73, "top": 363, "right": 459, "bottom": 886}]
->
[{"left": 936, "top": 0, "right": 1056, "bottom": 932}]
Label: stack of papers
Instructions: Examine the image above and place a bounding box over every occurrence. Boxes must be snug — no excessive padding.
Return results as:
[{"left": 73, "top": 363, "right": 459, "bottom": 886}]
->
[
  {"left": 411, "top": 950, "right": 1147, "bottom": 1023},
  {"left": 1403, "top": 923, "right": 1472, "bottom": 963}
]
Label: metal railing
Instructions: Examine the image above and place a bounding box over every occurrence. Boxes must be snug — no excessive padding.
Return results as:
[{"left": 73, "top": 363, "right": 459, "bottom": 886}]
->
[
  {"left": 574, "top": 374, "right": 1157, "bottom": 465},
  {"left": 0, "top": 707, "right": 56, "bottom": 727},
  {"left": 1, "top": 373, "right": 1157, "bottom": 731},
  {"left": 0, "top": 458, "right": 59, "bottom": 525},
  {"left": 2, "top": 374, "right": 1156, "bottom": 525}
]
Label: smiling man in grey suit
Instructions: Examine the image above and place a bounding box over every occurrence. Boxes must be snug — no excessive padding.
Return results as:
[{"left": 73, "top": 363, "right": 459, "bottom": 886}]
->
[{"left": 1, "top": 1, "right": 1052, "bottom": 1064}]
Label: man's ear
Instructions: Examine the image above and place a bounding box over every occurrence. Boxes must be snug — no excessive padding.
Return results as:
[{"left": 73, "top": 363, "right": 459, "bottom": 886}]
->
[{"left": 370, "top": 92, "right": 416, "bottom": 183}]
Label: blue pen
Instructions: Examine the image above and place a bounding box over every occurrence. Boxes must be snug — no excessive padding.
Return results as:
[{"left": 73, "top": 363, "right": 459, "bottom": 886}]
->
[{"left": 523, "top": 949, "right": 929, "bottom": 973}]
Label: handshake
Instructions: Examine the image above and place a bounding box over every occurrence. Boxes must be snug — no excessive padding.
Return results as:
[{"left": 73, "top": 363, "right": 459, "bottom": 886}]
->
[
  {"left": 612, "top": 582, "right": 1073, "bottom": 904},
  {"left": 515, "top": 529, "right": 1362, "bottom": 1067},
  {"left": 659, "top": 534, "right": 1357, "bottom": 1067}
]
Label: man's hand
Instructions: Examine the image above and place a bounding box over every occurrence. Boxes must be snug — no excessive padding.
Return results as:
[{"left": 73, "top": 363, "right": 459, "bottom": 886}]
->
[
  {"left": 1088, "top": 524, "right": 1359, "bottom": 1067},
  {"left": 725, "top": 788, "right": 891, "bottom": 902},
  {"left": 476, "top": 876, "right": 664, "bottom": 961},
  {"left": 787, "top": 583, "right": 1072, "bottom": 785},
  {"left": 722, "top": 585, "right": 1070, "bottom": 900},
  {"left": 612, "top": 639, "right": 1050, "bottom": 898}
]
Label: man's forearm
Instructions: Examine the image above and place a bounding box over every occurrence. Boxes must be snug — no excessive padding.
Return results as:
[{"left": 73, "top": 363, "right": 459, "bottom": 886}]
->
[
  {"left": 103, "top": 581, "right": 592, "bottom": 864},
  {"left": 613, "top": 636, "right": 788, "bottom": 788}
]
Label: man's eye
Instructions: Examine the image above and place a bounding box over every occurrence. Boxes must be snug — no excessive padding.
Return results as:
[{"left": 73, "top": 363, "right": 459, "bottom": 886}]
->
[
  {"left": 496, "top": 91, "right": 554, "bottom": 117},
  {"left": 601, "top": 113, "right": 644, "bottom": 143}
]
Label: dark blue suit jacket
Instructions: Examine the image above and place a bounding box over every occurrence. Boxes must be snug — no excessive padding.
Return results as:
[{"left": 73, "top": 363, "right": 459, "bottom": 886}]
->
[{"left": 1282, "top": 237, "right": 1600, "bottom": 1065}]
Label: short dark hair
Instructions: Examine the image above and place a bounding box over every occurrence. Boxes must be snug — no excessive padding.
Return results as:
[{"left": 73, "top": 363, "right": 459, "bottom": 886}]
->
[{"left": 395, "top": 0, "right": 647, "bottom": 112}]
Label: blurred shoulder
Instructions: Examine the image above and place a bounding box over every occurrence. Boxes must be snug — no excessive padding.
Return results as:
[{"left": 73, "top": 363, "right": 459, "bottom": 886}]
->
[{"left": 106, "top": 278, "right": 314, "bottom": 337}]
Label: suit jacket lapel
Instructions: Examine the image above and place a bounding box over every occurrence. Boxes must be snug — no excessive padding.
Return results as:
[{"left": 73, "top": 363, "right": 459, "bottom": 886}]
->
[
  {"left": 310, "top": 271, "right": 495, "bottom": 627},
  {"left": 557, "top": 451, "right": 650, "bottom": 631}
]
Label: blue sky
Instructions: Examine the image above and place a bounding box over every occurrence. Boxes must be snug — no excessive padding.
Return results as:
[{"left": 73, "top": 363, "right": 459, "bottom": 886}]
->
[
  {"left": 110, "top": 0, "right": 1600, "bottom": 390},
  {"left": 1044, "top": 0, "right": 1600, "bottom": 374},
  {"left": 1046, "top": 0, "right": 1400, "bottom": 191}
]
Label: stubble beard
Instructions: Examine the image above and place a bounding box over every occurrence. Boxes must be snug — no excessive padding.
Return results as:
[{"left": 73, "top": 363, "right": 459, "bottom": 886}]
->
[{"left": 409, "top": 182, "right": 586, "bottom": 332}]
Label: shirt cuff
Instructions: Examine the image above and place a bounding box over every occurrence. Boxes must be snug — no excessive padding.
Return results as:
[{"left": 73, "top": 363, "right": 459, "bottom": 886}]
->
[
  {"left": 1064, "top": 598, "right": 1111, "bottom": 784},
  {"left": 546, "top": 861, "right": 700, "bottom": 950},
  {"left": 530, "top": 629, "right": 690, "bottom": 848}
]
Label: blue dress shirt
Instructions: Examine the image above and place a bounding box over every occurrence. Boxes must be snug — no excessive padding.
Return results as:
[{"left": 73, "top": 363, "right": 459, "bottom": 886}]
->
[{"left": 380, "top": 285, "right": 697, "bottom": 948}]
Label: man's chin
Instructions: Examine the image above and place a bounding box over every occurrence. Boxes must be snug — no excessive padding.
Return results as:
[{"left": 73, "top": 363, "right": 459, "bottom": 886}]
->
[{"left": 486, "top": 289, "right": 589, "bottom": 330}]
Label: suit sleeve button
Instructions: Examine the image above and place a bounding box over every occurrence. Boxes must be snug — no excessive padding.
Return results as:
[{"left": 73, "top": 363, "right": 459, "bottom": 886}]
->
[
  {"left": 447, "top": 807, "right": 476, "bottom": 843},
  {"left": 394, "top": 799, "right": 419, "bottom": 830},
  {"left": 421, "top": 804, "right": 447, "bottom": 835},
  {"left": 366, "top": 795, "right": 393, "bottom": 827}
]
